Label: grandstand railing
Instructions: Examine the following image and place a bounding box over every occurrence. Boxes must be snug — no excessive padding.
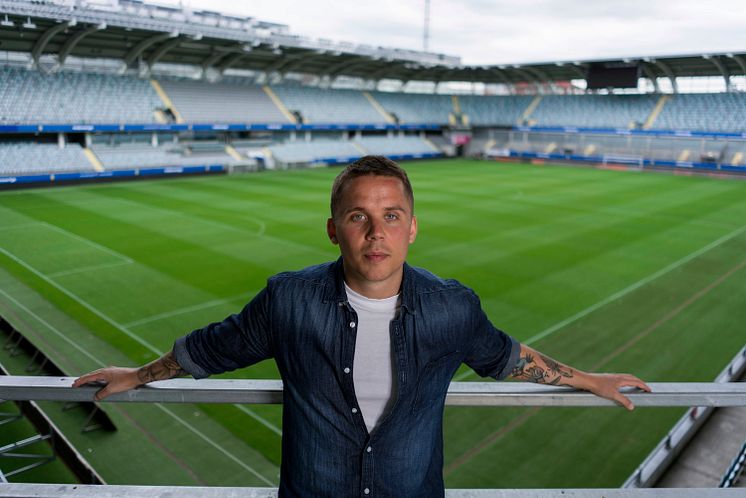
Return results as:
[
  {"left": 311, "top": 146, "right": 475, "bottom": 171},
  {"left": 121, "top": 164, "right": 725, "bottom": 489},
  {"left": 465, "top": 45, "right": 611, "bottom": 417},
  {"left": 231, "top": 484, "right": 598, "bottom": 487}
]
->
[
  {"left": 1, "top": 377, "right": 745, "bottom": 496},
  {"left": 0, "top": 483, "right": 743, "bottom": 497},
  {"left": 1, "top": 377, "right": 745, "bottom": 407}
]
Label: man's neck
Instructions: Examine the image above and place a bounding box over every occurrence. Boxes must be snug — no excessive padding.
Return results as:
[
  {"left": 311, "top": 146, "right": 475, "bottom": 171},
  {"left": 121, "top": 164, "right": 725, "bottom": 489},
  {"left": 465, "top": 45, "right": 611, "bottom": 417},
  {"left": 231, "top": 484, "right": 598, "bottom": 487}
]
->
[{"left": 342, "top": 267, "right": 402, "bottom": 300}]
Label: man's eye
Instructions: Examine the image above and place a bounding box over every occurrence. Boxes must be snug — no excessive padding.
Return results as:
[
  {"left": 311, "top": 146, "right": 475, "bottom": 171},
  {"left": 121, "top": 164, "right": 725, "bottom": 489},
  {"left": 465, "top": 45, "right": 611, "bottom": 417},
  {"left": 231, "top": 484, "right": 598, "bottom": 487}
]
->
[
  {"left": 351, "top": 214, "right": 366, "bottom": 222},
  {"left": 385, "top": 213, "right": 398, "bottom": 220}
]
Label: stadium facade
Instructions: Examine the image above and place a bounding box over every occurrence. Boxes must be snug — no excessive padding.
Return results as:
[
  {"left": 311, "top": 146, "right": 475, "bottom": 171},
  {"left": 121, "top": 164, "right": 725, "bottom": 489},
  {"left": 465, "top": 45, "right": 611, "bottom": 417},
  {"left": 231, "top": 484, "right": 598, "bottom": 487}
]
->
[{"left": 0, "top": 0, "right": 746, "bottom": 186}]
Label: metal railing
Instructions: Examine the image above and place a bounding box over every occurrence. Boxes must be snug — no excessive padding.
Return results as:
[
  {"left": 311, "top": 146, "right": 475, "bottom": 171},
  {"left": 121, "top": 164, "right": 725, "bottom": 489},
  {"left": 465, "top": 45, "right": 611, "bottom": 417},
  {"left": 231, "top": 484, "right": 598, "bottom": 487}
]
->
[
  {"left": 1, "top": 483, "right": 745, "bottom": 498},
  {"left": 1, "top": 377, "right": 745, "bottom": 496},
  {"left": 1, "top": 376, "right": 745, "bottom": 407}
]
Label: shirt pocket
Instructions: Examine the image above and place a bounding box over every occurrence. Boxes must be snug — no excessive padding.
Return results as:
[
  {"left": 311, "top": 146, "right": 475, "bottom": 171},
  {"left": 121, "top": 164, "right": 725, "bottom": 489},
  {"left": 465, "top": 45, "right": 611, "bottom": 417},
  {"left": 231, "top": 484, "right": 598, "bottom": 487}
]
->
[{"left": 412, "top": 351, "right": 461, "bottom": 414}]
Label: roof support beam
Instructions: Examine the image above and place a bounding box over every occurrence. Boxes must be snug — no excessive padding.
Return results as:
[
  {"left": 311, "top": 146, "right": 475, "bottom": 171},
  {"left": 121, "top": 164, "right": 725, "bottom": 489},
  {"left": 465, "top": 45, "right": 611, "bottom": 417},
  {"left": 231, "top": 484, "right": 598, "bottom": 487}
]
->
[
  {"left": 264, "top": 55, "right": 304, "bottom": 75},
  {"left": 146, "top": 36, "right": 183, "bottom": 68},
  {"left": 216, "top": 52, "right": 247, "bottom": 73},
  {"left": 729, "top": 54, "right": 746, "bottom": 77},
  {"left": 325, "top": 59, "right": 371, "bottom": 78},
  {"left": 522, "top": 66, "right": 552, "bottom": 94},
  {"left": 707, "top": 55, "right": 732, "bottom": 91},
  {"left": 639, "top": 62, "right": 660, "bottom": 92},
  {"left": 32, "top": 20, "right": 76, "bottom": 68},
  {"left": 200, "top": 50, "right": 233, "bottom": 71},
  {"left": 487, "top": 68, "right": 516, "bottom": 94},
  {"left": 650, "top": 59, "right": 678, "bottom": 93},
  {"left": 278, "top": 53, "right": 329, "bottom": 75},
  {"left": 57, "top": 23, "right": 106, "bottom": 69},
  {"left": 123, "top": 32, "right": 177, "bottom": 68},
  {"left": 510, "top": 67, "right": 542, "bottom": 94}
]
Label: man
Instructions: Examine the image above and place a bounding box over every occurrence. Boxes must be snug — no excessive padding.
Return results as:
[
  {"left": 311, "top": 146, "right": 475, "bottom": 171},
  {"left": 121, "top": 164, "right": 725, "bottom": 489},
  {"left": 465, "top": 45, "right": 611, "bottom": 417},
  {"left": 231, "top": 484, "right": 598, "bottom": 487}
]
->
[{"left": 74, "top": 155, "right": 650, "bottom": 497}]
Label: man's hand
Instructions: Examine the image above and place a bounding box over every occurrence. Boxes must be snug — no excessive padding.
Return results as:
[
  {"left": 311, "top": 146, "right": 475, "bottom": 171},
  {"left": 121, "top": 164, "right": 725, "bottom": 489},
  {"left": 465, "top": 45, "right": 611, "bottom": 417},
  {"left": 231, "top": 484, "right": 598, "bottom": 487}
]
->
[
  {"left": 510, "top": 344, "right": 651, "bottom": 411},
  {"left": 579, "top": 372, "right": 652, "bottom": 411},
  {"left": 72, "top": 351, "right": 187, "bottom": 401},
  {"left": 72, "top": 366, "right": 141, "bottom": 401}
]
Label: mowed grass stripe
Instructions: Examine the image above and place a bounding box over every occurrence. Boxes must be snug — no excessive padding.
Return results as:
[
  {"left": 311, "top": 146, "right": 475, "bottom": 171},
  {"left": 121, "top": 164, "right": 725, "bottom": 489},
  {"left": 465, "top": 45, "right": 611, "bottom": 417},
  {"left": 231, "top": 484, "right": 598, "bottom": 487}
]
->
[
  {"left": 0, "top": 195, "right": 288, "bottom": 461},
  {"left": 443, "top": 231, "right": 746, "bottom": 488},
  {"left": 1, "top": 159, "right": 745, "bottom": 488},
  {"left": 0, "top": 284, "right": 279, "bottom": 486},
  {"left": 445, "top": 244, "right": 746, "bottom": 477}
]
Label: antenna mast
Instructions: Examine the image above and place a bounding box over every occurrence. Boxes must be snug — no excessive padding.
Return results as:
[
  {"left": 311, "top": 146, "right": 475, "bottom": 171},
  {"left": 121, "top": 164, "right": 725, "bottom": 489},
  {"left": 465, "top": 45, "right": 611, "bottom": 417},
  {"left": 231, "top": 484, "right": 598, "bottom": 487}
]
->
[{"left": 423, "top": 0, "right": 430, "bottom": 52}]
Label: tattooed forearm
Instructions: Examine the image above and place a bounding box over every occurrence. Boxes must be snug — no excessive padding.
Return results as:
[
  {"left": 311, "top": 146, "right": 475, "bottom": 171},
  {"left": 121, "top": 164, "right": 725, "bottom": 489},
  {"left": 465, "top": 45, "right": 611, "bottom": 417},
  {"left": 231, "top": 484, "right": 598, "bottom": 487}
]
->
[
  {"left": 136, "top": 351, "right": 187, "bottom": 384},
  {"left": 510, "top": 347, "right": 575, "bottom": 386}
]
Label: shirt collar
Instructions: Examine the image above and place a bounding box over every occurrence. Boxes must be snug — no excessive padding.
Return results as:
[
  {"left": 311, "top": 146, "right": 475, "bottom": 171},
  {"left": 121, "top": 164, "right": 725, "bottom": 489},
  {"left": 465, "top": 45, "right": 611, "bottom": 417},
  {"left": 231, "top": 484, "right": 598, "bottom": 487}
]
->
[{"left": 323, "top": 256, "right": 416, "bottom": 315}]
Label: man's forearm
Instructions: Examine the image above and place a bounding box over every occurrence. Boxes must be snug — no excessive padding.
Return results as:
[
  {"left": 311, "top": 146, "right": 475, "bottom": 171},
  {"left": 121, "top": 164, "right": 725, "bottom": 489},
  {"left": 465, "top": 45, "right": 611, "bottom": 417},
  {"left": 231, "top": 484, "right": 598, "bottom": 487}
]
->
[
  {"left": 508, "top": 343, "right": 651, "bottom": 410},
  {"left": 509, "top": 344, "right": 589, "bottom": 389},
  {"left": 136, "top": 350, "right": 187, "bottom": 384}
]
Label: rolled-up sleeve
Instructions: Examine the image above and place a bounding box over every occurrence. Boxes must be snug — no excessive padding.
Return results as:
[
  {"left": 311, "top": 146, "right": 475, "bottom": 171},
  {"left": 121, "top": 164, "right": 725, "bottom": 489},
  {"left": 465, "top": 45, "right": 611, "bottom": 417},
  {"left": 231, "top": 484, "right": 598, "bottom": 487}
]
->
[
  {"left": 173, "top": 286, "right": 273, "bottom": 379},
  {"left": 462, "top": 290, "right": 520, "bottom": 380}
]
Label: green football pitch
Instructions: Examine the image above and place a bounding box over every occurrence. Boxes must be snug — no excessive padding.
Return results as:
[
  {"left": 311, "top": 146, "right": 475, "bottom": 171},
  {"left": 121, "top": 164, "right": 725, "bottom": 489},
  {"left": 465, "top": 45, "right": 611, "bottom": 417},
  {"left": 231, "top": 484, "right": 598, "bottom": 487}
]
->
[{"left": 0, "top": 158, "right": 744, "bottom": 488}]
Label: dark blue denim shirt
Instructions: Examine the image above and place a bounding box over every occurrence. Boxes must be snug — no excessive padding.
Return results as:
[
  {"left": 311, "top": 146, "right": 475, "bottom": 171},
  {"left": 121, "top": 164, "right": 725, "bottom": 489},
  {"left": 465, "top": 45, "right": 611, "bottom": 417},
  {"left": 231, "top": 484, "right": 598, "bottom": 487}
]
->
[{"left": 174, "top": 258, "right": 519, "bottom": 498}]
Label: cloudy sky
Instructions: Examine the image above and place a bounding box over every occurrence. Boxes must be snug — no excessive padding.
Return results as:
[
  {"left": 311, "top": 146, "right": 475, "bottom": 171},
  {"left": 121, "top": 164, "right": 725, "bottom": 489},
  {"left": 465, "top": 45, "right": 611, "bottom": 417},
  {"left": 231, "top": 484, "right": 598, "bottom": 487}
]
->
[{"left": 166, "top": 0, "right": 746, "bottom": 66}]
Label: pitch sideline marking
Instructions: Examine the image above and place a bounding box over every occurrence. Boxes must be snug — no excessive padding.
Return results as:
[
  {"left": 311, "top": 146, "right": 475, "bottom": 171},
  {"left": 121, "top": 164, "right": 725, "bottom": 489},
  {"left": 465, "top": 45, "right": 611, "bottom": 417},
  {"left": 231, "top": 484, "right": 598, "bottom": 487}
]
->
[
  {"left": 40, "top": 222, "right": 134, "bottom": 263},
  {"left": 124, "top": 291, "right": 255, "bottom": 329},
  {"left": 47, "top": 260, "right": 134, "bottom": 278},
  {"left": 0, "top": 286, "right": 278, "bottom": 486},
  {"left": 454, "top": 222, "right": 746, "bottom": 381},
  {"left": 0, "top": 246, "right": 284, "bottom": 437},
  {"left": 0, "top": 246, "right": 160, "bottom": 354},
  {"left": 0, "top": 221, "right": 133, "bottom": 277}
]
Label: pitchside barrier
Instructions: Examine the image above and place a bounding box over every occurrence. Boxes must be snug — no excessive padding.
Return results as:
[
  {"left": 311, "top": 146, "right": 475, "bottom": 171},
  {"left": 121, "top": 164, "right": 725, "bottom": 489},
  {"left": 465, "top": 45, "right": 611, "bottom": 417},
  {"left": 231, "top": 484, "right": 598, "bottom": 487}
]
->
[{"left": 0, "top": 165, "right": 226, "bottom": 186}]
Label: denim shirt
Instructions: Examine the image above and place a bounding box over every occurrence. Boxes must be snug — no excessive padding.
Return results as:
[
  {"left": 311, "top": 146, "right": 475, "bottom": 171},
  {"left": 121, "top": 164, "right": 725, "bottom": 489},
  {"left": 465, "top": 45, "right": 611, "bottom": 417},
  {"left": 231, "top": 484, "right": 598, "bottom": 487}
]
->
[{"left": 174, "top": 258, "right": 520, "bottom": 498}]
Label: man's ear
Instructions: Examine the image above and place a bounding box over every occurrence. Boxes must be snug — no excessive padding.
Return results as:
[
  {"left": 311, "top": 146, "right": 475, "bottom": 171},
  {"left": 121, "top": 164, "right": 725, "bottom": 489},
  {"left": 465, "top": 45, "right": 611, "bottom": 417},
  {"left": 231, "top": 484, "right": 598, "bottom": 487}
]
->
[
  {"left": 408, "top": 215, "right": 418, "bottom": 244},
  {"left": 327, "top": 217, "right": 339, "bottom": 244}
]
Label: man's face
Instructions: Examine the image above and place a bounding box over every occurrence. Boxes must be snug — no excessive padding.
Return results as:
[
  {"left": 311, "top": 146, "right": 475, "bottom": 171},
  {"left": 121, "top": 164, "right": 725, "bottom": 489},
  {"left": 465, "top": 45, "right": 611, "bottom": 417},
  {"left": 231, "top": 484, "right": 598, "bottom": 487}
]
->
[{"left": 327, "top": 175, "right": 417, "bottom": 298}]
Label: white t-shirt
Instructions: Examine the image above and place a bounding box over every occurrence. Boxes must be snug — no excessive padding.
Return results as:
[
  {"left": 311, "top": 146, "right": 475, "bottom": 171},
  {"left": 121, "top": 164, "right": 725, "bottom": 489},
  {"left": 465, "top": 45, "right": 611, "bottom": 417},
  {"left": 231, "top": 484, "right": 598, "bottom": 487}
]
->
[{"left": 345, "top": 283, "right": 399, "bottom": 433}]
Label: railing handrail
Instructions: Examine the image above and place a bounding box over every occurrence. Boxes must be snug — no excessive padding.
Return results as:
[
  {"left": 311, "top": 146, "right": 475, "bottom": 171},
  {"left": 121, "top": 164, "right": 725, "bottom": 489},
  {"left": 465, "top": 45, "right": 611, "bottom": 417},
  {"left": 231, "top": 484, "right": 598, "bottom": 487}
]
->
[
  {"left": 1, "top": 377, "right": 745, "bottom": 407},
  {"left": 0, "top": 483, "right": 744, "bottom": 497}
]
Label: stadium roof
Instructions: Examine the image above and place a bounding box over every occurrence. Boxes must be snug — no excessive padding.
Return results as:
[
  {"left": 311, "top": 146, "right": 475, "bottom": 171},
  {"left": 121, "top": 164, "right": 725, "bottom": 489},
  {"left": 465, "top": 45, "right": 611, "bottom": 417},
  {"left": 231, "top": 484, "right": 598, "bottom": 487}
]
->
[{"left": 1, "top": 0, "right": 745, "bottom": 90}]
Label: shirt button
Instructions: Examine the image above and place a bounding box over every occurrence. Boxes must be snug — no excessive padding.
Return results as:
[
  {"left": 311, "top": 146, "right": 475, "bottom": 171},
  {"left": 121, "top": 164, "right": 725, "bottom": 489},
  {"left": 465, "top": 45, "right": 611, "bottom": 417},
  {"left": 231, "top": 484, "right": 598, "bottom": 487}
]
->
[
  {"left": 350, "top": 321, "right": 356, "bottom": 328},
  {"left": 352, "top": 407, "right": 358, "bottom": 414},
  {"left": 366, "top": 446, "right": 372, "bottom": 453},
  {"left": 343, "top": 367, "right": 350, "bottom": 374},
  {"left": 363, "top": 488, "right": 370, "bottom": 495}
]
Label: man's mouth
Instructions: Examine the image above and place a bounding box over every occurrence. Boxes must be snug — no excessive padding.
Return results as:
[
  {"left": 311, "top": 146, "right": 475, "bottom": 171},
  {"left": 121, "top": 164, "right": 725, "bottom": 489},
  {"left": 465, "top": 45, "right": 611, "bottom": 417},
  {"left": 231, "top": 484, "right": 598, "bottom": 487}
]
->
[{"left": 364, "top": 252, "right": 388, "bottom": 262}]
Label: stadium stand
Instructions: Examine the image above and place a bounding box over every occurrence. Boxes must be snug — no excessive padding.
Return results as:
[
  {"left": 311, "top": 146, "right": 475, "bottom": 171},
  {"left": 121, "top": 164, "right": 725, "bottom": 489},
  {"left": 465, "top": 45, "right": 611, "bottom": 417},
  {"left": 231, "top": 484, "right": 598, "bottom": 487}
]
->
[
  {"left": 91, "top": 142, "right": 236, "bottom": 169},
  {"left": 159, "top": 78, "right": 292, "bottom": 124},
  {"left": 653, "top": 93, "right": 746, "bottom": 132},
  {"left": 459, "top": 95, "right": 535, "bottom": 126},
  {"left": 0, "top": 142, "right": 94, "bottom": 175},
  {"left": 370, "top": 91, "right": 453, "bottom": 124},
  {"left": 356, "top": 135, "right": 439, "bottom": 156},
  {"left": 268, "top": 136, "right": 439, "bottom": 164},
  {"left": 528, "top": 95, "right": 657, "bottom": 128},
  {"left": 271, "top": 85, "right": 385, "bottom": 124},
  {"left": 0, "top": 67, "right": 161, "bottom": 125},
  {"left": 269, "top": 139, "right": 362, "bottom": 164}
]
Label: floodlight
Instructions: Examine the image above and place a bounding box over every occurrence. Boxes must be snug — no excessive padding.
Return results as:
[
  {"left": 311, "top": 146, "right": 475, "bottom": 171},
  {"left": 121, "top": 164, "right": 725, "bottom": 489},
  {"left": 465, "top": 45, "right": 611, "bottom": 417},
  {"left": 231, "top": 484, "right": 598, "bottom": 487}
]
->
[
  {"left": 0, "top": 15, "right": 13, "bottom": 27},
  {"left": 22, "top": 17, "right": 36, "bottom": 29}
]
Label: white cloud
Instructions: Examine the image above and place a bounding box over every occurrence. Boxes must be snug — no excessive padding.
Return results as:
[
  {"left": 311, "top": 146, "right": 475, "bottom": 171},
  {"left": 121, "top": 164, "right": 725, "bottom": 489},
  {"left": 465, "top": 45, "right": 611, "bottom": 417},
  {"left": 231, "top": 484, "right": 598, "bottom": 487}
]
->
[{"left": 173, "top": 0, "right": 746, "bottom": 65}]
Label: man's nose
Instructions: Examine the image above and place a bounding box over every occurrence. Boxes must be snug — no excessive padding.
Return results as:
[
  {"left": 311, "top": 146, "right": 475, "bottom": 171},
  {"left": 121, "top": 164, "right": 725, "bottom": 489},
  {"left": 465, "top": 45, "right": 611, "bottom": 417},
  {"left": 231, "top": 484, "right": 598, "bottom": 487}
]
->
[{"left": 366, "top": 219, "right": 384, "bottom": 239}]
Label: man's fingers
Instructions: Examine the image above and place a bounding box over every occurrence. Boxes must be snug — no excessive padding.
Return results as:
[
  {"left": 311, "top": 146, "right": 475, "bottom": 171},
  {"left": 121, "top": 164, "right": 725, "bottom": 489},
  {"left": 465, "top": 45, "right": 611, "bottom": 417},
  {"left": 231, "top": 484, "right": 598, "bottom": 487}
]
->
[
  {"left": 613, "top": 391, "right": 635, "bottom": 411},
  {"left": 72, "top": 371, "right": 106, "bottom": 388},
  {"left": 616, "top": 375, "right": 652, "bottom": 393},
  {"left": 94, "top": 385, "right": 111, "bottom": 402}
]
